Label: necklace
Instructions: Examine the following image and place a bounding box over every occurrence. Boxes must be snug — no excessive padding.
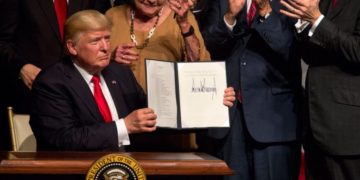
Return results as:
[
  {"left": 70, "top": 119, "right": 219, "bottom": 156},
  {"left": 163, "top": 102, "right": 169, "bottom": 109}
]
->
[{"left": 130, "top": 8, "right": 163, "bottom": 49}]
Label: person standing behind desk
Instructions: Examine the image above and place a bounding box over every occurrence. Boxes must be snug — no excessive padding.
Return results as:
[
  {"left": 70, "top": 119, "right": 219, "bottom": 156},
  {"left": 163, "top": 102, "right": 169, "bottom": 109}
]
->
[
  {"left": 105, "top": 0, "right": 210, "bottom": 152},
  {"left": 0, "top": 0, "right": 111, "bottom": 114},
  {"left": 280, "top": 0, "right": 360, "bottom": 179},
  {"left": 106, "top": 0, "right": 210, "bottom": 90},
  {"left": 201, "top": 0, "right": 302, "bottom": 179}
]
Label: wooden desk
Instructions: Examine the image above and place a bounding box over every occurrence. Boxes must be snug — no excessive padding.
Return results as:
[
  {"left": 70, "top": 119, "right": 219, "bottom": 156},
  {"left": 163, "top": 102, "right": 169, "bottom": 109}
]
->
[{"left": 0, "top": 151, "right": 232, "bottom": 176}]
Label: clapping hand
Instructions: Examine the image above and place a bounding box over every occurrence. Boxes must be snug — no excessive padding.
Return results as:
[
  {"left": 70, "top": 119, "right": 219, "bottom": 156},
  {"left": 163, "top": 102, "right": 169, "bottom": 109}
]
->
[
  {"left": 279, "top": 0, "right": 321, "bottom": 24},
  {"left": 168, "top": 0, "right": 191, "bottom": 24},
  {"left": 113, "top": 42, "right": 139, "bottom": 65},
  {"left": 254, "top": 0, "right": 272, "bottom": 17},
  {"left": 225, "top": 0, "right": 246, "bottom": 25}
]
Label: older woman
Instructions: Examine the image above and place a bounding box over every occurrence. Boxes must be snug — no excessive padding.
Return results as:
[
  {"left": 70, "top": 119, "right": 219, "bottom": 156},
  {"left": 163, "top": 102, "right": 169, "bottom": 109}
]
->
[
  {"left": 106, "top": 0, "right": 210, "bottom": 90},
  {"left": 106, "top": 0, "right": 210, "bottom": 152}
]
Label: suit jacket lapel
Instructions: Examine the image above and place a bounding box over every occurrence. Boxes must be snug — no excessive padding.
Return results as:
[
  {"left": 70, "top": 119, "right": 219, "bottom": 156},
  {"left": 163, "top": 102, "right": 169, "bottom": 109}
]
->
[
  {"left": 240, "top": 1, "right": 249, "bottom": 26},
  {"left": 320, "top": 0, "right": 331, "bottom": 15},
  {"left": 327, "top": 0, "right": 349, "bottom": 19},
  {"left": 102, "top": 67, "right": 129, "bottom": 118},
  {"left": 36, "top": 0, "right": 62, "bottom": 42},
  {"left": 62, "top": 58, "right": 104, "bottom": 122}
]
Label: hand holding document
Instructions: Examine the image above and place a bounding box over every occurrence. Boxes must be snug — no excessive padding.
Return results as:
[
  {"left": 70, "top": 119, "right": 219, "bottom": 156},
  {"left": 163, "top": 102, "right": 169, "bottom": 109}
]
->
[{"left": 146, "top": 59, "right": 230, "bottom": 129}]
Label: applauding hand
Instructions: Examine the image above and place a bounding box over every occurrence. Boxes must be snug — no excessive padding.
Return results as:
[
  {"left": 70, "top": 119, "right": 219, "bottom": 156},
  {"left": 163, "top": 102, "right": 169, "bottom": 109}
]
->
[{"left": 280, "top": 0, "right": 321, "bottom": 24}]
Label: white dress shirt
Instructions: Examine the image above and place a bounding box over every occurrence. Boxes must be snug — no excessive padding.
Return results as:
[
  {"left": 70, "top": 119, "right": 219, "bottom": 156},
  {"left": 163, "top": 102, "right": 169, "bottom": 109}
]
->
[
  {"left": 295, "top": 15, "right": 325, "bottom": 37},
  {"left": 74, "top": 63, "right": 130, "bottom": 147}
]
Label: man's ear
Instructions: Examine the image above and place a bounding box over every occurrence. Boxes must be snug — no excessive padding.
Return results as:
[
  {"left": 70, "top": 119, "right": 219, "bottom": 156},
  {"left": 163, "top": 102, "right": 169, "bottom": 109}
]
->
[{"left": 66, "top": 40, "right": 78, "bottom": 56}]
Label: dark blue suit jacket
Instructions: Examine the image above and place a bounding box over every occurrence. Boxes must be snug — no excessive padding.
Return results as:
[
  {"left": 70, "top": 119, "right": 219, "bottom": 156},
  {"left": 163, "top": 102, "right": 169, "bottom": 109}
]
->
[
  {"left": 30, "top": 58, "right": 146, "bottom": 151},
  {"left": 202, "top": 0, "right": 301, "bottom": 143}
]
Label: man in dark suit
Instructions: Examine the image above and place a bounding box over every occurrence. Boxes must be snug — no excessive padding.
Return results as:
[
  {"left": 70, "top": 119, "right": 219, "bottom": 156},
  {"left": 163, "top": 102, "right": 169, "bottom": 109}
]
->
[
  {"left": 201, "top": 0, "right": 302, "bottom": 179},
  {"left": 29, "top": 10, "right": 157, "bottom": 151},
  {"left": 280, "top": 0, "right": 360, "bottom": 179},
  {"left": 0, "top": 0, "right": 111, "bottom": 114},
  {"left": 0, "top": 0, "right": 111, "bottom": 151}
]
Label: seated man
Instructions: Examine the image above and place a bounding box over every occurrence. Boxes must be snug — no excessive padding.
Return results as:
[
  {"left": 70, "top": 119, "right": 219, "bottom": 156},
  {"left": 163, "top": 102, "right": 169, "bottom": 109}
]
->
[
  {"left": 29, "top": 10, "right": 157, "bottom": 151},
  {"left": 30, "top": 10, "right": 235, "bottom": 151}
]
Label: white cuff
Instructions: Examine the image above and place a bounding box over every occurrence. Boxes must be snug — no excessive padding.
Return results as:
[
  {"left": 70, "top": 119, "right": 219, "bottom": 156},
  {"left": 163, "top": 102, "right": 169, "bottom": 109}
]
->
[
  {"left": 224, "top": 16, "right": 237, "bottom": 31},
  {"left": 309, "top": 15, "right": 325, "bottom": 37},
  {"left": 295, "top": 19, "right": 310, "bottom": 33},
  {"left": 259, "top": 12, "right": 271, "bottom": 23},
  {"left": 115, "top": 118, "right": 130, "bottom": 146}
]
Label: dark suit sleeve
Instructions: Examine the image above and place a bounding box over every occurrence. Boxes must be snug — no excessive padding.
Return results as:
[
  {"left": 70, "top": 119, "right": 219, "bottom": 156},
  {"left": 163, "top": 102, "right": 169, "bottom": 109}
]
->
[
  {"left": 30, "top": 71, "right": 119, "bottom": 151},
  {"left": 252, "top": 8, "right": 294, "bottom": 61},
  {"left": 310, "top": 15, "right": 360, "bottom": 63},
  {"left": 201, "top": 0, "right": 241, "bottom": 60},
  {"left": 202, "top": 0, "right": 294, "bottom": 62},
  {"left": 114, "top": 64, "right": 147, "bottom": 115}
]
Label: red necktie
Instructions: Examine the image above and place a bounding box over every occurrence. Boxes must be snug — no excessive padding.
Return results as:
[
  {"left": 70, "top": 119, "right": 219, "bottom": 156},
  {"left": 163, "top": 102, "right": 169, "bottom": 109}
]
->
[
  {"left": 54, "top": 0, "right": 67, "bottom": 40},
  {"left": 92, "top": 75, "right": 112, "bottom": 123},
  {"left": 247, "top": 1, "right": 256, "bottom": 26},
  {"left": 331, "top": 0, "right": 337, "bottom": 7}
]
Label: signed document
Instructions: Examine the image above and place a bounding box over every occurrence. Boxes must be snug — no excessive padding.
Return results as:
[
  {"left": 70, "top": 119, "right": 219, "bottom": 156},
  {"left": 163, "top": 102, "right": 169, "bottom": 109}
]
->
[{"left": 146, "top": 59, "right": 230, "bottom": 129}]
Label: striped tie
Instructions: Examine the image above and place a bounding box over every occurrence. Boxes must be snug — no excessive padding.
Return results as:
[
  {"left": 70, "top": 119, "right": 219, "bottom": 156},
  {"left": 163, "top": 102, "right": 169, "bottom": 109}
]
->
[{"left": 247, "top": 1, "right": 256, "bottom": 26}]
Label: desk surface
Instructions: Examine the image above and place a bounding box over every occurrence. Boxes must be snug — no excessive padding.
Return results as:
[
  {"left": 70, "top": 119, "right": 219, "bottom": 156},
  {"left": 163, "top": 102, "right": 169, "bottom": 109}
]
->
[{"left": 0, "top": 151, "right": 232, "bottom": 175}]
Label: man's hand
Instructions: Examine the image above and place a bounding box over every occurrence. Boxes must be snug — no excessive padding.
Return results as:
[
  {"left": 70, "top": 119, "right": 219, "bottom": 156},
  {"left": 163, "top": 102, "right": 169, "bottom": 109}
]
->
[
  {"left": 113, "top": 42, "right": 139, "bottom": 65},
  {"left": 280, "top": 0, "right": 321, "bottom": 24},
  {"left": 124, "top": 108, "right": 157, "bottom": 134},
  {"left": 254, "top": 0, "right": 272, "bottom": 17},
  {"left": 225, "top": 0, "right": 246, "bottom": 25},
  {"left": 223, "top": 87, "right": 236, "bottom": 107},
  {"left": 20, "top": 64, "right": 41, "bottom": 89}
]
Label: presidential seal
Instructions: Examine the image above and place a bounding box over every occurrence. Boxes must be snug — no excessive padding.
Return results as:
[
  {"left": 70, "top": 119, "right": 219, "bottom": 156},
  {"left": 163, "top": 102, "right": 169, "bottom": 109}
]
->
[{"left": 86, "top": 154, "right": 146, "bottom": 180}]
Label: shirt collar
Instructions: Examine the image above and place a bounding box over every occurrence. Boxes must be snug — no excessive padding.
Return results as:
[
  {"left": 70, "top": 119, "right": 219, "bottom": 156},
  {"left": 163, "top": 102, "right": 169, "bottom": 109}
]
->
[{"left": 73, "top": 62, "right": 97, "bottom": 85}]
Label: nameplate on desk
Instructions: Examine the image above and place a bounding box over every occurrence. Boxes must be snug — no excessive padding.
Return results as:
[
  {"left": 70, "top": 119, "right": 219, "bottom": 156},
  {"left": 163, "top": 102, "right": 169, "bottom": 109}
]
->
[{"left": 145, "top": 59, "right": 230, "bottom": 129}]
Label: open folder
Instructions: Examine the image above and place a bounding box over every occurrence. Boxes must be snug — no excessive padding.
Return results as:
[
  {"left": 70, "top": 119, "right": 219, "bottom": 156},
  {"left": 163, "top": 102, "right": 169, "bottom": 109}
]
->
[{"left": 145, "top": 59, "right": 230, "bottom": 129}]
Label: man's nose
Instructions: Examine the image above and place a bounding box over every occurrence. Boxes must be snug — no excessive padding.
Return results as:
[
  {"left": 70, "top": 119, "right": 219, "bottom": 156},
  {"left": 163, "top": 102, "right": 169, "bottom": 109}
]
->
[{"left": 100, "top": 39, "right": 110, "bottom": 52}]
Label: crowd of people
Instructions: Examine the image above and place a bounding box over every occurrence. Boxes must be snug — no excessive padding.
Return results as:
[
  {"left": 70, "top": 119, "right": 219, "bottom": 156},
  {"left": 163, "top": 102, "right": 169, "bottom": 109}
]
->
[{"left": 1, "top": 0, "right": 360, "bottom": 180}]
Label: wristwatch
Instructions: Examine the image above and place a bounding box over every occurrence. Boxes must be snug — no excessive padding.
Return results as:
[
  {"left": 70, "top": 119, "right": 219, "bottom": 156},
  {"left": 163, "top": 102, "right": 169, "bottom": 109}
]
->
[{"left": 181, "top": 25, "right": 194, "bottom": 38}]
